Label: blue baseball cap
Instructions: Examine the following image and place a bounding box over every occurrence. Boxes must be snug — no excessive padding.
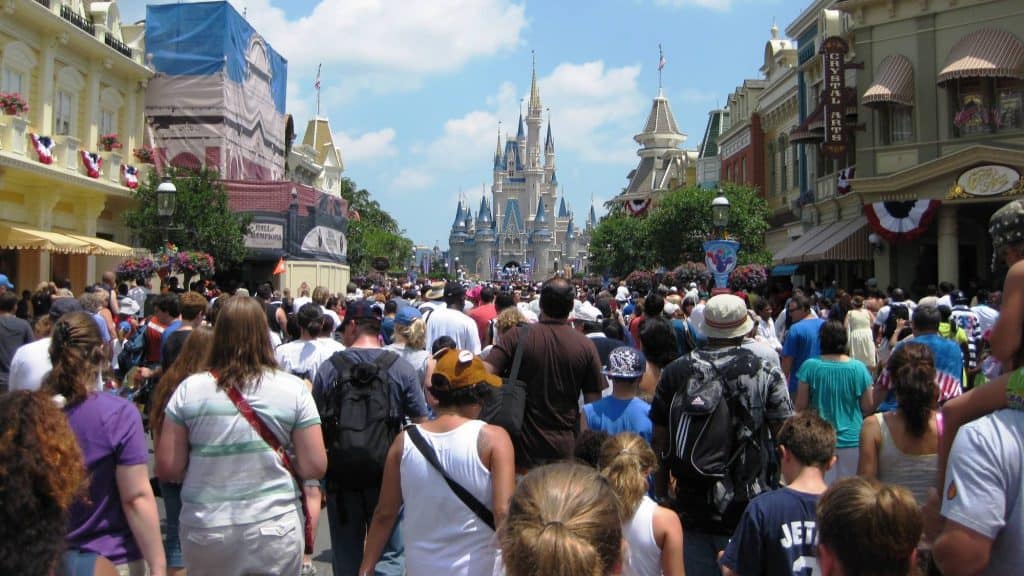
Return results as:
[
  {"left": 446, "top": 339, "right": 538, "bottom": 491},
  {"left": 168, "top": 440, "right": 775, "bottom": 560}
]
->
[
  {"left": 395, "top": 306, "right": 422, "bottom": 326},
  {"left": 0, "top": 274, "right": 12, "bottom": 289}
]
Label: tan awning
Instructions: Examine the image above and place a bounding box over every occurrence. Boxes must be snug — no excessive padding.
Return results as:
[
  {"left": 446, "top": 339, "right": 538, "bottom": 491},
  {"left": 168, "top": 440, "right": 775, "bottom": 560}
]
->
[
  {"left": 937, "top": 28, "right": 1024, "bottom": 84},
  {"left": 790, "top": 104, "right": 825, "bottom": 143},
  {"left": 798, "top": 216, "right": 871, "bottom": 263},
  {"left": 775, "top": 222, "right": 838, "bottom": 265},
  {"left": 0, "top": 224, "right": 93, "bottom": 254},
  {"left": 864, "top": 54, "right": 915, "bottom": 107},
  {"left": 65, "top": 234, "right": 135, "bottom": 257}
]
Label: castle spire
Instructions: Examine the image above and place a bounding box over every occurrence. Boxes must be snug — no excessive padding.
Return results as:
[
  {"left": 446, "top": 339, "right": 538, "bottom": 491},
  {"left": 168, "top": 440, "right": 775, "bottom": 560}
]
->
[
  {"left": 517, "top": 110, "right": 525, "bottom": 140},
  {"left": 545, "top": 110, "right": 554, "bottom": 154},
  {"left": 530, "top": 50, "right": 541, "bottom": 112}
]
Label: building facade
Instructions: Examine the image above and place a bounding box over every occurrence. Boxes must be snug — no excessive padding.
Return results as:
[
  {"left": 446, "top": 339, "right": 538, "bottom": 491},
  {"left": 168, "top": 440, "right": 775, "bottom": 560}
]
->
[
  {"left": 448, "top": 64, "right": 591, "bottom": 280},
  {"left": 0, "top": 0, "right": 150, "bottom": 291},
  {"left": 719, "top": 79, "right": 767, "bottom": 192},
  {"left": 696, "top": 109, "right": 729, "bottom": 189}
]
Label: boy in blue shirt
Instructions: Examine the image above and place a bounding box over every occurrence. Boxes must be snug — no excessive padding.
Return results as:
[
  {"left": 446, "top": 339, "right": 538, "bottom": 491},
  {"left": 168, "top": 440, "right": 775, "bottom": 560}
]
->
[
  {"left": 581, "top": 346, "right": 652, "bottom": 443},
  {"left": 720, "top": 412, "right": 836, "bottom": 576}
]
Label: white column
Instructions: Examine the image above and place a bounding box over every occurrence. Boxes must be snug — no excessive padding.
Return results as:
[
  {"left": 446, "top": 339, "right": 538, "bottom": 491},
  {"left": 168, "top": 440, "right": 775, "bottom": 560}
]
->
[
  {"left": 86, "top": 62, "right": 102, "bottom": 151},
  {"left": 38, "top": 43, "right": 56, "bottom": 133},
  {"left": 937, "top": 205, "right": 959, "bottom": 286}
]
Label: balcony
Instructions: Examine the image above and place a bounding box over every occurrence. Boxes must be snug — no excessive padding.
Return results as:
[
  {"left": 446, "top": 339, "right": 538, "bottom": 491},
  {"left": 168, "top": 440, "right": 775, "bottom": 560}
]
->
[
  {"left": 104, "top": 33, "right": 133, "bottom": 59},
  {"left": 815, "top": 172, "right": 838, "bottom": 202},
  {"left": 60, "top": 5, "right": 95, "bottom": 35},
  {"left": 34, "top": 0, "right": 51, "bottom": 7}
]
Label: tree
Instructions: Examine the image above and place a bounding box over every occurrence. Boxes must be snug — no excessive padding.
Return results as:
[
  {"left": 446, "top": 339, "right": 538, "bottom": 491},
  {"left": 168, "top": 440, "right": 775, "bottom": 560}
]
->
[
  {"left": 338, "top": 177, "right": 413, "bottom": 276},
  {"left": 124, "top": 166, "right": 252, "bottom": 270},
  {"left": 588, "top": 212, "right": 654, "bottom": 277}
]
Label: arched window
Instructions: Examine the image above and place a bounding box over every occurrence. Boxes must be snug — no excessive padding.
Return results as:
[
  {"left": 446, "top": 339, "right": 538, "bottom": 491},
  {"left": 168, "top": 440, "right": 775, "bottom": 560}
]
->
[
  {"left": 2, "top": 41, "right": 36, "bottom": 98},
  {"left": 99, "top": 87, "right": 123, "bottom": 139},
  {"left": 55, "top": 66, "right": 85, "bottom": 137}
]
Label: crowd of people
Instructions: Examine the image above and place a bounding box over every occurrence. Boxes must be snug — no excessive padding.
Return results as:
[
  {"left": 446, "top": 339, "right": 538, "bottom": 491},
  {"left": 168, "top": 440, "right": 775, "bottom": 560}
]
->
[{"left": 2, "top": 200, "right": 1024, "bottom": 576}]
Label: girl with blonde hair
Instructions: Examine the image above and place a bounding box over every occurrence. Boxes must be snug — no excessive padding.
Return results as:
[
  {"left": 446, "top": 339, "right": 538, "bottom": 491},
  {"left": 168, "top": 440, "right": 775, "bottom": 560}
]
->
[
  {"left": 501, "top": 462, "right": 624, "bottom": 576},
  {"left": 599, "top": 433, "right": 684, "bottom": 576}
]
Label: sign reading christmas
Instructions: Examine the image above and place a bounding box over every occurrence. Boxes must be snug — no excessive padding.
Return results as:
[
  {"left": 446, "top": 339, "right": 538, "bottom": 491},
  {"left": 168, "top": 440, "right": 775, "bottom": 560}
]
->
[{"left": 821, "top": 36, "right": 848, "bottom": 158}]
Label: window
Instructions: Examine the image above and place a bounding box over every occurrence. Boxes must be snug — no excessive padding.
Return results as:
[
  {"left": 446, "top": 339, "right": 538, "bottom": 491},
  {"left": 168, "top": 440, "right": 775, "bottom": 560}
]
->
[
  {"left": 951, "top": 78, "right": 1024, "bottom": 136},
  {"left": 779, "top": 135, "right": 789, "bottom": 192},
  {"left": 767, "top": 141, "right": 776, "bottom": 196},
  {"left": 54, "top": 91, "right": 73, "bottom": 136},
  {"left": 98, "top": 87, "right": 122, "bottom": 140},
  {"left": 880, "top": 105, "right": 914, "bottom": 145},
  {"left": 1, "top": 67, "right": 22, "bottom": 94},
  {"left": 2, "top": 41, "right": 35, "bottom": 100}
]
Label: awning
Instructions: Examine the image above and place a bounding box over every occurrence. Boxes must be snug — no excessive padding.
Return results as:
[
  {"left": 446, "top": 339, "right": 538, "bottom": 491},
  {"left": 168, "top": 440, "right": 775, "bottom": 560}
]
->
[
  {"left": 864, "top": 54, "right": 915, "bottom": 107},
  {"left": 937, "top": 27, "right": 1024, "bottom": 84},
  {"left": 0, "top": 224, "right": 93, "bottom": 254},
  {"left": 774, "top": 216, "right": 872, "bottom": 265},
  {"left": 65, "top": 234, "right": 136, "bottom": 257},
  {"left": 770, "top": 264, "right": 799, "bottom": 277},
  {"left": 790, "top": 104, "right": 824, "bottom": 143}
]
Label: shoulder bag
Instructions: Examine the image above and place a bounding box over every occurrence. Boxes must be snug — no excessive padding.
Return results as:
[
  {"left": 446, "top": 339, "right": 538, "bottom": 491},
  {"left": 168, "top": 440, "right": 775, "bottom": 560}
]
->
[{"left": 478, "top": 325, "right": 528, "bottom": 439}]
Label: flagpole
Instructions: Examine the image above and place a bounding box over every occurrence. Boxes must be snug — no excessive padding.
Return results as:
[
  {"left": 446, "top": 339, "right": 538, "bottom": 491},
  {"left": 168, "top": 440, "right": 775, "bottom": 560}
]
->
[
  {"left": 658, "top": 44, "right": 664, "bottom": 91},
  {"left": 312, "top": 63, "right": 322, "bottom": 155}
]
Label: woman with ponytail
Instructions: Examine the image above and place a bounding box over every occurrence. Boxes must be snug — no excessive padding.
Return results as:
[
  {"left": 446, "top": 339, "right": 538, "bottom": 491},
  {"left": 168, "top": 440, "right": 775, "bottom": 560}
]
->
[
  {"left": 858, "top": 342, "right": 939, "bottom": 505},
  {"left": 501, "top": 462, "right": 625, "bottom": 576},
  {"left": 599, "top": 433, "right": 684, "bottom": 576},
  {"left": 44, "top": 311, "right": 166, "bottom": 575}
]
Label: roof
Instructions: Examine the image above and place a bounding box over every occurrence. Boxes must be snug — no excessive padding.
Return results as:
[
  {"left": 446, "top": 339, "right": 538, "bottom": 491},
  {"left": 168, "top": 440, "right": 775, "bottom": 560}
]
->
[
  {"left": 502, "top": 199, "right": 525, "bottom": 235},
  {"left": 588, "top": 204, "right": 597, "bottom": 227},
  {"left": 639, "top": 92, "right": 682, "bottom": 139},
  {"left": 550, "top": 170, "right": 558, "bottom": 186},
  {"left": 452, "top": 201, "right": 466, "bottom": 230},
  {"left": 937, "top": 27, "right": 1024, "bottom": 84},
  {"left": 517, "top": 113, "right": 525, "bottom": 140},
  {"left": 545, "top": 122, "right": 554, "bottom": 153},
  {"left": 864, "top": 54, "right": 914, "bottom": 107},
  {"left": 698, "top": 109, "right": 727, "bottom": 159},
  {"left": 503, "top": 139, "right": 524, "bottom": 172},
  {"left": 533, "top": 199, "right": 549, "bottom": 226},
  {"left": 620, "top": 154, "right": 683, "bottom": 201},
  {"left": 477, "top": 195, "right": 492, "bottom": 225},
  {"left": 558, "top": 196, "right": 568, "bottom": 218},
  {"left": 530, "top": 61, "right": 542, "bottom": 112},
  {"left": 565, "top": 217, "right": 576, "bottom": 237},
  {"left": 301, "top": 118, "right": 343, "bottom": 168}
]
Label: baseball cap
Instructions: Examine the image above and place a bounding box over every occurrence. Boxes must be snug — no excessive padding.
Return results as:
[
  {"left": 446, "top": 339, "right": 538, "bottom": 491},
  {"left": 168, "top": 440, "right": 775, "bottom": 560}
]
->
[
  {"left": 604, "top": 346, "right": 646, "bottom": 380},
  {"left": 49, "top": 297, "right": 83, "bottom": 320},
  {"left": 432, "top": 348, "right": 502, "bottom": 390},
  {"left": 0, "top": 273, "right": 12, "bottom": 289},
  {"left": 574, "top": 301, "right": 603, "bottom": 323},
  {"left": 395, "top": 306, "right": 422, "bottom": 326},
  {"left": 118, "top": 297, "right": 141, "bottom": 317},
  {"left": 341, "top": 300, "right": 381, "bottom": 329}
]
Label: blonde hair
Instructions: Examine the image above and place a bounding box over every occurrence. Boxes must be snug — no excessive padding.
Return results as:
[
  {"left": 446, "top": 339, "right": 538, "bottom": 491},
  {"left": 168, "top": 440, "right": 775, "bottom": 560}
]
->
[
  {"left": 43, "top": 312, "right": 105, "bottom": 406},
  {"left": 818, "top": 477, "right": 922, "bottom": 576},
  {"left": 495, "top": 307, "right": 526, "bottom": 335},
  {"left": 598, "top": 433, "right": 657, "bottom": 518},
  {"left": 501, "top": 463, "right": 622, "bottom": 576},
  {"left": 395, "top": 318, "right": 426, "bottom": 350}
]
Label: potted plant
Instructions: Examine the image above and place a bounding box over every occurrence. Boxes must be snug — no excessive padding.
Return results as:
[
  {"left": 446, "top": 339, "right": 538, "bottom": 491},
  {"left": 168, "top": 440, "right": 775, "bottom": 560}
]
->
[
  {"left": 115, "top": 256, "right": 158, "bottom": 285},
  {"left": 0, "top": 92, "right": 28, "bottom": 116},
  {"left": 132, "top": 146, "right": 154, "bottom": 164},
  {"left": 99, "top": 133, "right": 122, "bottom": 152}
]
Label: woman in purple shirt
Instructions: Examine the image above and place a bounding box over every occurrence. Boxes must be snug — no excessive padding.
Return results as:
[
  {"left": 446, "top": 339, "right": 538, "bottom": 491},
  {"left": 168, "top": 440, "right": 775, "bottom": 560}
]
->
[{"left": 43, "top": 311, "right": 166, "bottom": 575}]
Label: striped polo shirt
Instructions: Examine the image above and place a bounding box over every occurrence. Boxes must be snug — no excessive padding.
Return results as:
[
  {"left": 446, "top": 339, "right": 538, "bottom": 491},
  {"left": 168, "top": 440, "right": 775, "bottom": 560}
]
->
[{"left": 166, "top": 369, "right": 321, "bottom": 528}]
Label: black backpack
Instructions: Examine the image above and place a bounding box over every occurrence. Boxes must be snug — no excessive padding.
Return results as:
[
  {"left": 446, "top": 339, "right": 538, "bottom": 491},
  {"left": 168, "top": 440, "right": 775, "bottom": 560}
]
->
[
  {"left": 320, "top": 351, "right": 400, "bottom": 491},
  {"left": 667, "top": 351, "right": 769, "bottom": 519}
]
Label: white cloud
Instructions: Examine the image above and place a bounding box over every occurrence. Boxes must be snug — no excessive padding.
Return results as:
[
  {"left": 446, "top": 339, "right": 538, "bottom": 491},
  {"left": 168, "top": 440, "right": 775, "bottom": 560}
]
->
[
  {"left": 653, "top": 0, "right": 733, "bottom": 10},
  {"left": 389, "top": 168, "right": 435, "bottom": 191},
  {"left": 678, "top": 88, "right": 719, "bottom": 104},
  {"left": 333, "top": 128, "right": 398, "bottom": 165}
]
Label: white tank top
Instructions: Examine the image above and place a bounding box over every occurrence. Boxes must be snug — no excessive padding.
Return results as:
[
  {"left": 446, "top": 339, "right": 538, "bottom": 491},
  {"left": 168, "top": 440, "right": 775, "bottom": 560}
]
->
[
  {"left": 623, "top": 496, "right": 662, "bottom": 576},
  {"left": 401, "top": 419, "right": 498, "bottom": 576}
]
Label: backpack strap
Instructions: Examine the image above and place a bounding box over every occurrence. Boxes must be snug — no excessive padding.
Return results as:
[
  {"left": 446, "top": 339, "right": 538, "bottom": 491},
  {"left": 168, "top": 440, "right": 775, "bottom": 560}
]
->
[
  {"left": 374, "top": 351, "right": 400, "bottom": 425},
  {"left": 405, "top": 424, "right": 496, "bottom": 530},
  {"left": 508, "top": 325, "right": 529, "bottom": 382}
]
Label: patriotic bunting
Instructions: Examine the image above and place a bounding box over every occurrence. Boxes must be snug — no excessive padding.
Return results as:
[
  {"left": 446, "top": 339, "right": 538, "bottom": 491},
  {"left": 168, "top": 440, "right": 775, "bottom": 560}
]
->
[
  {"left": 625, "top": 198, "right": 651, "bottom": 216},
  {"left": 863, "top": 199, "right": 941, "bottom": 244},
  {"left": 80, "top": 151, "right": 102, "bottom": 178},
  {"left": 30, "top": 133, "right": 55, "bottom": 164},
  {"left": 837, "top": 166, "right": 855, "bottom": 195},
  {"left": 121, "top": 164, "right": 139, "bottom": 189}
]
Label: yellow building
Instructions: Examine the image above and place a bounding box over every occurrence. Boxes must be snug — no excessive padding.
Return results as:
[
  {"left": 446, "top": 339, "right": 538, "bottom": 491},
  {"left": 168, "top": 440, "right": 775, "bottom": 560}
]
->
[{"left": 0, "top": 0, "right": 150, "bottom": 292}]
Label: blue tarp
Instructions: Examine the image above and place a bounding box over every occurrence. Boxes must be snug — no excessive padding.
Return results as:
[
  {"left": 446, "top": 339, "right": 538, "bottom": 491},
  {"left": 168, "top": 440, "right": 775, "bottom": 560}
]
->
[
  {"left": 771, "top": 264, "right": 799, "bottom": 276},
  {"left": 146, "top": 2, "right": 287, "bottom": 112}
]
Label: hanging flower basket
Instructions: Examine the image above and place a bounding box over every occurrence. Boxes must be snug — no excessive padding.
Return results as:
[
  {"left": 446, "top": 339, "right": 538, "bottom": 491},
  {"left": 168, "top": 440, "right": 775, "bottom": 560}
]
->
[
  {"left": 99, "top": 133, "right": 122, "bottom": 152},
  {"left": 667, "top": 262, "right": 711, "bottom": 289},
  {"left": 728, "top": 264, "right": 768, "bottom": 292},
  {"left": 624, "top": 270, "right": 655, "bottom": 294},
  {"left": 133, "top": 147, "right": 155, "bottom": 164},
  {"left": 153, "top": 244, "right": 216, "bottom": 280},
  {"left": 0, "top": 92, "right": 28, "bottom": 115},
  {"left": 116, "top": 257, "right": 158, "bottom": 284}
]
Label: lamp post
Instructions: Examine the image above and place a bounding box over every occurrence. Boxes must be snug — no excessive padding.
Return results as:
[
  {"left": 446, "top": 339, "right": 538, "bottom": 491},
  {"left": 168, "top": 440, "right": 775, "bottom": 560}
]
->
[
  {"left": 156, "top": 176, "right": 177, "bottom": 245},
  {"left": 704, "top": 190, "right": 740, "bottom": 293}
]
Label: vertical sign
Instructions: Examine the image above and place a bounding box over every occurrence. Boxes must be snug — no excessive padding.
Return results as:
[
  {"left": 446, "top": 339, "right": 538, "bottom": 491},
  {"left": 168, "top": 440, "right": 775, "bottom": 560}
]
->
[{"left": 821, "top": 36, "right": 848, "bottom": 158}]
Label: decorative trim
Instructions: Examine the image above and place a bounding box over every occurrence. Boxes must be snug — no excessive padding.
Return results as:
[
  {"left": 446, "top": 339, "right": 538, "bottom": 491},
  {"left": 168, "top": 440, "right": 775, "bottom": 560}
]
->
[{"left": 863, "top": 199, "right": 940, "bottom": 244}]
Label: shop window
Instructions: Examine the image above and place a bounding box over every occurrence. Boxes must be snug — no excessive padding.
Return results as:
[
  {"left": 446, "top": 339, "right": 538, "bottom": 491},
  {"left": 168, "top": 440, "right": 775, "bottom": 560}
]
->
[
  {"left": 951, "top": 78, "right": 1024, "bottom": 136},
  {"left": 880, "top": 104, "right": 914, "bottom": 144}
]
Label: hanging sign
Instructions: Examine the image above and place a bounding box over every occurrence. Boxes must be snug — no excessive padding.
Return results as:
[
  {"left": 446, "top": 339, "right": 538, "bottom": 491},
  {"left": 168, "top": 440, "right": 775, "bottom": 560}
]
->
[{"left": 821, "top": 36, "right": 848, "bottom": 158}]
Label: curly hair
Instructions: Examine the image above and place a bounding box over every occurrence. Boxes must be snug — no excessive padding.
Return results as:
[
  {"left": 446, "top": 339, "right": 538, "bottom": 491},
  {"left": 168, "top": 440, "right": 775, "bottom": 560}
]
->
[
  {"left": 43, "top": 311, "right": 105, "bottom": 407},
  {"left": 150, "top": 327, "right": 214, "bottom": 433},
  {"left": 0, "top": 391, "right": 88, "bottom": 575}
]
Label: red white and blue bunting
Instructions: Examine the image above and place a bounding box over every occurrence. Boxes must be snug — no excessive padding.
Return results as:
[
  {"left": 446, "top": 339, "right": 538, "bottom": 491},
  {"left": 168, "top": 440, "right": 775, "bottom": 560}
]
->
[
  {"left": 624, "top": 197, "right": 651, "bottom": 216},
  {"left": 121, "top": 164, "right": 139, "bottom": 189},
  {"left": 864, "top": 199, "right": 940, "bottom": 244},
  {"left": 80, "top": 151, "right": 102, "bottom": 178},
  {"left": 30, "top": 133, "right": 55, "bottom": 164},
  {"left": 837, "top": 166, "right": 854, "bottom": 195}
]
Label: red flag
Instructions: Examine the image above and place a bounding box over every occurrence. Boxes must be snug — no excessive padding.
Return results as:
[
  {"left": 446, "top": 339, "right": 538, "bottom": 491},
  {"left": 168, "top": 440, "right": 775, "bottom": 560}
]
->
[{"left": 273, "top": 257, "right": 286, "bottom": 275}]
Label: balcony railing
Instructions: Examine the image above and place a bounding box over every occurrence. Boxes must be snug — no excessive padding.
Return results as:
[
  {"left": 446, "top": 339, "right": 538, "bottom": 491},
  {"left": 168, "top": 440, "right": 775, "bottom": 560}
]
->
[
  {"left": 104, "top": 33, "right": 133, "bottom": 59},
  {"left": 34, "top": 0, "right": 51, "bottom": 7},
  {"left": 60, "top": 4, "right": 95, "bottom": 35}
]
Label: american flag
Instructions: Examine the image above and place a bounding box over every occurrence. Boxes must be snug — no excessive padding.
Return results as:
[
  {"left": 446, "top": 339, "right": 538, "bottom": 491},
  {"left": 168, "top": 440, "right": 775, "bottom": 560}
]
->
[
  {"left": 314, "top": 63, "right": 321, "bottom": 90},
  {"left": 658, "top": 45, "right": 666, "bottom": 71}
]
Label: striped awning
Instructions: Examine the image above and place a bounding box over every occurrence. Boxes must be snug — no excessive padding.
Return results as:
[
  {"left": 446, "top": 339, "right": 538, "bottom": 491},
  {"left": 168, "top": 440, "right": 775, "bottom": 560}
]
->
[
  {"left": 790, "top": 104, "right": 824, "bottom": 143},
  {"left": 864, "top": 54, "right": 915, "bottom": 107},
  {"left": 937, "top": 28, "right": 1024, "bottom": 84},
  {"left": 0, "top": 224, "right": 93, "bottom": 254},
  {"left": 773, "top": 216, "right": 871, "bottom": 265},
  {"left": 66, "top": 234, "right": 135, "bottom": 257}
]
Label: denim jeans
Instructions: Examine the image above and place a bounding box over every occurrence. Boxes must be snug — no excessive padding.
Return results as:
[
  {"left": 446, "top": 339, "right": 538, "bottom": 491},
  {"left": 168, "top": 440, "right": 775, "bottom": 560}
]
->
[
  {"left": 326, "top": 490, "right": 404, "bottom": 576},
  {"left": 684, "top": 530, "right": 732, "bottom": 576},
  {"left": 159, "top": 481, "right": 184, "bottom": 568}
]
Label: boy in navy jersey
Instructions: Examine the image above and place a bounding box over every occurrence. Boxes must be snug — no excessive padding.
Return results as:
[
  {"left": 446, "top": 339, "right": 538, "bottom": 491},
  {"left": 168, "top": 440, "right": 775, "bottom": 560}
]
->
[{"left": 720, "top": 412, "right": 836, "bottom": 576}]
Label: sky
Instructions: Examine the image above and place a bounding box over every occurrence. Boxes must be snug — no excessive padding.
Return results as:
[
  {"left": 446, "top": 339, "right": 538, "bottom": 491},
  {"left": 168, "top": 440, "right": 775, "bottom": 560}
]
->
[{"left": 118, "top": 0, "right": 808, "bottom": 249}]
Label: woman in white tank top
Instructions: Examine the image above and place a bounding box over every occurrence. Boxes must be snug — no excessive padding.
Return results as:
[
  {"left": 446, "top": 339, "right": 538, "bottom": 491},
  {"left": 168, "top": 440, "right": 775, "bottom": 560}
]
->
[
  {"left": 599, "top": 432, "right": 684, "bottom": 576},
  {"left": 359, "top": 349, "right": 515, "bottom": 576}
]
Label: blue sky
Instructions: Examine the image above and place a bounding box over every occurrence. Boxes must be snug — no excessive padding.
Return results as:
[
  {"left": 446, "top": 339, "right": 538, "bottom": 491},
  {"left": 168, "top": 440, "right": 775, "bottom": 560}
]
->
[{"left": 119, "top": 0, "right": 807, "bottom": 248}]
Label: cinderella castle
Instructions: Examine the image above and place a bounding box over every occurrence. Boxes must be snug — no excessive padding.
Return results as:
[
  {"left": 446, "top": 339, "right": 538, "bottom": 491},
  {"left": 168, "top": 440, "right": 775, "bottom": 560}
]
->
[{"left": 448, "top": 63, "right": 594, "bottom": 281}]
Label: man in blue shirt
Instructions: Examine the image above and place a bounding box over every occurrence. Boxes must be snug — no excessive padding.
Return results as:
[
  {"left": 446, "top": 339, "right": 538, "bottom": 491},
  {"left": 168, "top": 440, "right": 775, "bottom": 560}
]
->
[
  {"left": 581, "top": 346, "right": 651, "bottom": 443},
  {"left": 781, "top": 294, "right": 824, "bottom": 394},
  {"left": 874, "top": 304, "right": 963, "bottom": 411}
]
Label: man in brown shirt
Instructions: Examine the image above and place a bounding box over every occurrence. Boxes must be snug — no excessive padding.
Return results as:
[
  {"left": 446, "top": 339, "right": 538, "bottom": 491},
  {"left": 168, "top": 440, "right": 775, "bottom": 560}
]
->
[{"left": 485, "top": 277, "right": 604, "bottom": 471}]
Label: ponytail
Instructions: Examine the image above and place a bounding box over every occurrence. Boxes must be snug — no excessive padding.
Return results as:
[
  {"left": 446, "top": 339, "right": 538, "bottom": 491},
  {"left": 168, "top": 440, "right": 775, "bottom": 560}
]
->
[
  {"left": 598, "top": 432, "right": 657, "bottom": 519},
  {"left": 44, "top": 311, "right": 105, "bottom": 406},
  {"left": 887, "top": 343, "right": 937, "bottom": 437}
]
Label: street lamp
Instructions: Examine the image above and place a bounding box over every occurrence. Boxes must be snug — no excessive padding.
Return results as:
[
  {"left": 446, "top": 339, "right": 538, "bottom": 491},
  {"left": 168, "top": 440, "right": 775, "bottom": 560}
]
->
[
  {"left": 704, "top": 190, "right": 739, "bottom": 293},
  {"left": 156, "top": 176, "right": 177, "bottom": 244},
  {"left": 711, "top": 191, "right": 730, "bottom": 233}
]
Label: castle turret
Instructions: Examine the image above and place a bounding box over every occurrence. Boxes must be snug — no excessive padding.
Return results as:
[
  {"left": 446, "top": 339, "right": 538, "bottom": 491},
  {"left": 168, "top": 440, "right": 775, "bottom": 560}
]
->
[
  {"left": 531, "top": 199, "right": 552, "bottom": 275},
  {"left": 449, "top": 200, "right": 469, "bottom": 252},
  {"left": 474, "top": 193, "right": 496, "bottom": 277}
]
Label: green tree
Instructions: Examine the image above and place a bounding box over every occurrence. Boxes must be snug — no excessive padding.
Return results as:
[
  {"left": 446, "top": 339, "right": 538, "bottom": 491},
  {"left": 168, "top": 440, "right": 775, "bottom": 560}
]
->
[
  {"left": 588, "top": 213, "right": 654, "bottom": 277},
  {"left": 123, "top": 166, "right": 252, "bottom": 269},
  {"left": 338, "top": 177, "right": 413, "bottom": 275}
]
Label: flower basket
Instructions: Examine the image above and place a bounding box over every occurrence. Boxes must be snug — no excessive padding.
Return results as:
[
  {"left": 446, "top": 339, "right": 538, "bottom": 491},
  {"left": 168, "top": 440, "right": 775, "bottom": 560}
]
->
[
  {"left": 668, "top": 262, "right": 711, "bottom": 289},
  {"left": 132, "top": 147, "right": 154, "bottom": 164},
  {"left": 99, "top": 133, "right": 122, "bottom": 152},
  {"left": 728, "top": 264, "right": 768, "bottom": 292},
  {"left": 174, "top": 250, "right": 216, "bottom": 279},
  {"left": 624, "top": 270, "right": 655, "bottom": 295},
  {"left": 116, "top": 257, "right": 158, "bottom": 284},
  {"left": 0, "top": 92, "right": 28, "bottom": 115}
]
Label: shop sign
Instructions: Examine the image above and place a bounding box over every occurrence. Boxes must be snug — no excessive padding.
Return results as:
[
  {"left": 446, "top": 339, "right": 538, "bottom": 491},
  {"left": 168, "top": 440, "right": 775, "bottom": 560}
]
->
[
  {"left": 821, "top": 36, "right": 848, "bottom": 158},
  {"left": 949, "top": 165, "right": 1022, "bottom": 199},
  {"left": 245, "top": 222, "right": 283, "bottom": 250},
  {"left": 300, "top": 226, "right": 347, "bottom": 259}
]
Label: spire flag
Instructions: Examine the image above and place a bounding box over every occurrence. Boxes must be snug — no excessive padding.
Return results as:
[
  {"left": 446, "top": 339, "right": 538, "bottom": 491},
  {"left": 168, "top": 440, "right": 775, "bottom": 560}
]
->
[{"left": 658, "top": 44, "right": 666, "bottom": 89}]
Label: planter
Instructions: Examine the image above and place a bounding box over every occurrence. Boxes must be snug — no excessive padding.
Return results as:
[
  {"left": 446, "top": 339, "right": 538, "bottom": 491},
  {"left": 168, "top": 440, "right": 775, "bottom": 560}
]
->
[
  {"left": 2, "top": 116, "right": 28, "bottom": 155},
  {"left": 55, "top": 135, "right": 80, "bottom": 171},
  {"left": 101, "top": 151, "right": 122, "bottom": 182},
  {"left": 3, "top": 107, "right": 22, "bottom": 116}
]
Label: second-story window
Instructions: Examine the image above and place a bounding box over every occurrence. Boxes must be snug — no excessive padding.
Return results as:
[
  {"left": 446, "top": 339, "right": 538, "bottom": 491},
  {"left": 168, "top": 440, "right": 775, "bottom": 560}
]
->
[
  {"left": 880, "top": 105, "right": 914, "bottom": 145},
  {"left": 55, "top": 91, "right": 73, "bottom": 136},
  {"left": 100, "top": 109, "right": 116, "bottom": 137},
  {"left": 1, "top": 67, "right": 22, "bottom": 95}
]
